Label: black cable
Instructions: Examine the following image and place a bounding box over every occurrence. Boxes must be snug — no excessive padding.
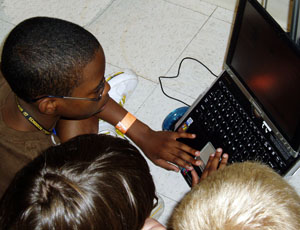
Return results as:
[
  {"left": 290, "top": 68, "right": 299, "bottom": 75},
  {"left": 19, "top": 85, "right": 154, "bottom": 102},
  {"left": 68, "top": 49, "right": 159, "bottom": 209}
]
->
[{"left": 159, "top": 57, "right": 218, "bottom": 106}]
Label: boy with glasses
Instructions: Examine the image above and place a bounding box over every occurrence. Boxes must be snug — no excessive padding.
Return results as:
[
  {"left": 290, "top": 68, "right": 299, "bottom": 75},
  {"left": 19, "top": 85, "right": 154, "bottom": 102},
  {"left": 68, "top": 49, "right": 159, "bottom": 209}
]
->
[{"left": 0, "top": 17, "right": 202, "bottom": 197}]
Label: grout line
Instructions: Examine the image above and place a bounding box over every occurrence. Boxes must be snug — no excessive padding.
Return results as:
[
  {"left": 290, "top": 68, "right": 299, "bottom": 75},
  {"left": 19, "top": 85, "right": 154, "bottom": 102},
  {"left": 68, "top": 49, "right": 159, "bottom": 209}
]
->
[
  {"left": 163, "top": 0, "right": 217, "bottom": 17},
  {"left": 0, "top": 16, "right": 16, "bottom": 26},
  {"left": 132, "top": 83, "right": 158, "bottom": 114},
  {"left": 211, "top": 6, "right": 236, "bottom": 24},
  {"left": 161, "top": 2, "right": 218, "bottom": 77},
  {"left": 202, "top": 0, "right": 237, "bottom": 11},
  {"left": 158, "top": 81, "right": 197, "bottom": 103},
  {"left": 164, "top": 14, "right": 212, "bottom": 76},
  {"left": 165, "top": 6, "right": 233, "bottom": 77},
  {"left": 158, "top": 192, "right": 179, "bottom": 205},
  {"left": 83, "top": 0, "right": 117, "bottom": 28},
  {"left": 106, "top": 61, "right": 160, "bottom": 84}
]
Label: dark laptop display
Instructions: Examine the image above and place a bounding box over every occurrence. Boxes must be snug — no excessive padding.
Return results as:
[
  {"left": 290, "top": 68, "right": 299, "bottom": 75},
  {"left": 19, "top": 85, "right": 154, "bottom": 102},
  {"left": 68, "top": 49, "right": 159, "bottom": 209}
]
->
[
  {"left": 175, "top": 0, "right": 300, "bottom": 186},
  {"left": 227, "top": 0, "right": 300, "bottom": 151}
]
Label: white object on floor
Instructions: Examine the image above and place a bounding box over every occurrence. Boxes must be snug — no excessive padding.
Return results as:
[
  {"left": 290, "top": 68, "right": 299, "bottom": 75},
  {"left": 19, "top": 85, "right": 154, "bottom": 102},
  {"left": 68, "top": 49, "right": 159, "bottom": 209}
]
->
[
  {"left": 99, "top": 70, "right": 138, "bottom": 136},
  {"left": 106, "top": 69, "right": 138, "bottom": 106},
  {"left": 150, "top": 193, "right": 165, "bottom": 221}
]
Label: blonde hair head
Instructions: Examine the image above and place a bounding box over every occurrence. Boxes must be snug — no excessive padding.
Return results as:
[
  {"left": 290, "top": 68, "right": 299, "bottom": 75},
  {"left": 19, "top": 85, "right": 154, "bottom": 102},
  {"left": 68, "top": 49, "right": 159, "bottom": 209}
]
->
[{"left": 171, "top": 162, "right": 300, "bottom": 230}]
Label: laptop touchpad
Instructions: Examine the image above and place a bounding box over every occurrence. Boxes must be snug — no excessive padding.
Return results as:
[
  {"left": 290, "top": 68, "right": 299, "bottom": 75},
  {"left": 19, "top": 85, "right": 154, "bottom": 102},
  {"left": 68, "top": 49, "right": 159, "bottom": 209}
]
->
[{"left": 197, "top": 142, "right": 216, "bottom": 170}]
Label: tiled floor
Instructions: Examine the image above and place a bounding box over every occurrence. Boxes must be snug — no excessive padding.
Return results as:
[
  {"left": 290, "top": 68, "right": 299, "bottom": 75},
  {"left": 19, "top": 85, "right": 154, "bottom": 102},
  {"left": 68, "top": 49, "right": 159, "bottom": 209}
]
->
[{"left": 0, "top": 0, "right": 298, "bottom": 227}]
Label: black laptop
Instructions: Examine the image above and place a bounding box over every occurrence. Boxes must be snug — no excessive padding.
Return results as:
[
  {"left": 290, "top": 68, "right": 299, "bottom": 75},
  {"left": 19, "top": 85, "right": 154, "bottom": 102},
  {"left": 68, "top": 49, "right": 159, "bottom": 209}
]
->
[{"left": 175, "top": 0, "right": 300, "bottom": 186}]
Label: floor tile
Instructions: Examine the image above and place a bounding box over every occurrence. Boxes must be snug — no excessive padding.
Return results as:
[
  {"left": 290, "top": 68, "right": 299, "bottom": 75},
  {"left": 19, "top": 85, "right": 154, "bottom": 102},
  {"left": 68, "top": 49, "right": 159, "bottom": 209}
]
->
[
  {"left": 124, "top": 77, "right": 157, "bottom": 115},
  {"left": 133, "top": 85, "right": 194, "bottom": 225},
  {"left": 265, "top": 0, "right": 290, "bottom": 31},
  {"left": 286, "top": 171, "right": 300, "bottom": 196},
  {"left": 129, "top": 146, "right": 189, "bottom": 226},
  {"left": 157, "top": 194, "right": 179, "bottom": 227},
  {"left": 0, "top": 0, "right": 113, "bottom": 26},
  {"left": 203, "top": 0, "right": 238, "bottom": 11},
  {"left": 149, "top": 158, "right": 190, "bottom": 202},
  {"left": 163, "top": 17, "right": 232, "bottom": 99},
  {"left": 133, "top": 85, "right": 194, "bottom": 195},
  {"left": 105, "top": 62, "right": 122, "bottom": 77},
  {"left": 135, "top": 84, "right": 195, "bottom": 131},
  {"left": 165, "top": 0, "right": 217, "bottom": 16},
  {"left": 205, "top": 0, "right": 289, "bottom": 30},
  {"left": 87, "top": 0, "right": 208, "bottom": 82},
  {"left": 145, "top": 155, "right": 190, "bottom": 226},
  {"left": 212, "top": 6, "right": 235, "bottom": 23}
]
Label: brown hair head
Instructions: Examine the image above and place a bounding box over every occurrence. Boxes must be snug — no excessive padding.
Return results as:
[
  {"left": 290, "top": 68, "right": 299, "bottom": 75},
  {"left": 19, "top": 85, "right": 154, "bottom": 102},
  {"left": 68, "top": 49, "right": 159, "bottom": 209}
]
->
[{"left": 0, "top": 134, "right": 156, "bottom": 230}]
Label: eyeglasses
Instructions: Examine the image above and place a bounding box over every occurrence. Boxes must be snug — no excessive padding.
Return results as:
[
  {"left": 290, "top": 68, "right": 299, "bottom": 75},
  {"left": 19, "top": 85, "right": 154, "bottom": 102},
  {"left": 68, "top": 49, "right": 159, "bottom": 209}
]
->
[{"left": 30, "top": 78, "right": 106, "bottom": 103}]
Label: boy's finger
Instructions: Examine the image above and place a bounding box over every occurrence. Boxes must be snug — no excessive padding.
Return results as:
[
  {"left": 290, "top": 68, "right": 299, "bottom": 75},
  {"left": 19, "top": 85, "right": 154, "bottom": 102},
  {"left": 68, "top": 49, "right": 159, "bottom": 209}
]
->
[
  {"left": 177, "top": 143, "right": 201, "bottom": 158},
  {"left": 155, "top": 159, "right": 180, "bottom": 172},
  {"left": 174, "top": 132, "right": 197, "bottom": 140},
  {"left": 204, "top": 154, "right": 214, "bottom": 170},
  {"left": 209, "top": 148, "right": 223, "bottom": 170},
  {"left": 219, "top": 153, "right": 228, "bottom": 170},
  {"left": 173, "top": 156, "right": 196, "bottom": 171},
  {"left": 174, "top": 150, "right": 202, "bottom": 167},
  {"left": 191, "top": 169, "right": 200, "bottom": 187},
  {"left": 168, "top": 132, "right": 202, "bottom": 159},
  {"left": 200, "top": 154, "right": 214, "bottom": 181}
]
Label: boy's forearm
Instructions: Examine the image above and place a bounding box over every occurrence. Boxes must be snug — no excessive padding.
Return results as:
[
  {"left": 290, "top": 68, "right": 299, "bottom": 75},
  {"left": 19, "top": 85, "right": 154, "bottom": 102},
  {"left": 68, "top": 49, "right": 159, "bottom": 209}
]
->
[
  {"left": 96, "top": 97, "right": 128, "bottom": 125},
  {"left": 96, "top": 97, "right": 151, "bottom": 144}
]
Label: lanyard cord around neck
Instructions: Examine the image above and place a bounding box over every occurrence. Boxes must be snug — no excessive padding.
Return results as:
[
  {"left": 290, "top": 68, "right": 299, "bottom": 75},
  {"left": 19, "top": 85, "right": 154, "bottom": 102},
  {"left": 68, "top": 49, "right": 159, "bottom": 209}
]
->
[{"left": 15, "top": 95, "right": 52, "bottom": 135}]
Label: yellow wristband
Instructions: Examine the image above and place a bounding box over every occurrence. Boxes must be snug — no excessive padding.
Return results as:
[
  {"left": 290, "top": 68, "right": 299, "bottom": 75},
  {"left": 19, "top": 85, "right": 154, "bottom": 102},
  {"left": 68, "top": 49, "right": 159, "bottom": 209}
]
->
[{"left": 115, "top": 112, "right": 136, "bottom": 134}]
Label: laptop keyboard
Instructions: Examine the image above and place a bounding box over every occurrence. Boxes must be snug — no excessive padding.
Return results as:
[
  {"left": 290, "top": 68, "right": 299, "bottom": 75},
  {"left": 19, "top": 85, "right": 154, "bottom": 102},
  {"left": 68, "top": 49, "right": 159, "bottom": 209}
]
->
[{"left": 197, "top": 80, "right": 287, "bottom": 173}]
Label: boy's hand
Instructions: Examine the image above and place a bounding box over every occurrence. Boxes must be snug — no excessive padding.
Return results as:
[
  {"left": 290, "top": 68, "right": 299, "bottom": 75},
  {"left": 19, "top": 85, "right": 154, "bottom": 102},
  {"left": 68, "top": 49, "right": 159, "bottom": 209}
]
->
[
  {"left": 190, "top": 148, "right": 228, "bottom": 187},
  {"left": 93, "top": 98, "right": 202, "bottom": 171},
  {"left": 200, "top": 148, "right": 228, "bottom": 181},
  {"left": 137, "top": 129, "right": 202, "bottom": 172}
]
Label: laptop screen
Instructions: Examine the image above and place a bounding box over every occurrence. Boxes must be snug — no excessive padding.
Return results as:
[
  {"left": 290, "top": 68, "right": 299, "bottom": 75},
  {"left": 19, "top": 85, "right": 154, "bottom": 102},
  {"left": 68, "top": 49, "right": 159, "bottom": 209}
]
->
[{"left": 226, "top": 0, "right": 300, "bottom": 151}]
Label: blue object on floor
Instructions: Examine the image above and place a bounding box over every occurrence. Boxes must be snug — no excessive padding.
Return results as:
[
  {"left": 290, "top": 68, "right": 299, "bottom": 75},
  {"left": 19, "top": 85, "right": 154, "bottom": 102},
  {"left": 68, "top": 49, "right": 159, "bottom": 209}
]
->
[{"left": 162, "top": 106, "right": 189, "bottom": 131}]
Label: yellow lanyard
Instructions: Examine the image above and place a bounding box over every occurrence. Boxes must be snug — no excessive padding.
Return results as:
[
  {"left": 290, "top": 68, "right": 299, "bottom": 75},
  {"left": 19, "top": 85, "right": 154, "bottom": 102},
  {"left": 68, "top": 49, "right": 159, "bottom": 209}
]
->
[{"left": 15, "top": 96, "right": 52, "bottom": 135}]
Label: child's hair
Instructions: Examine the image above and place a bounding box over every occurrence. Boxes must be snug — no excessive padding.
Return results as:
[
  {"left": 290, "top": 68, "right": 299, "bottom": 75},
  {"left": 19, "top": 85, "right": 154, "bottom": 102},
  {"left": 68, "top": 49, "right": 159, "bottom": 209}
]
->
[
  {"left": 170, "top": 162, "right": 300, "bottom": 230},
  {"left": 0, "top": 134, "right": 156, "bottom": 230},
  {"left": 1, "top": 17, "right": 101, "bottom": 102}
]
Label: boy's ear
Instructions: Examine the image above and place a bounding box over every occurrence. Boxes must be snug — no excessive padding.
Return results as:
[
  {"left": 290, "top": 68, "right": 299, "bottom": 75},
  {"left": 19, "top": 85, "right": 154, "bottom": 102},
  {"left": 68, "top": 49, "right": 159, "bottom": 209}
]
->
[{"left": 38, "top": 98, "right": 58, "bottom": 115}]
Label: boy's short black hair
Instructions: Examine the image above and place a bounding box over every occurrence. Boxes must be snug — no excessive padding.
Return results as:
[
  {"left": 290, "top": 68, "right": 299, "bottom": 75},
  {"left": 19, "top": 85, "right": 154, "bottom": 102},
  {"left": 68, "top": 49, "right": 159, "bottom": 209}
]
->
[{"left": 1, "top": 17, "right": 101, "bottom": 102}]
